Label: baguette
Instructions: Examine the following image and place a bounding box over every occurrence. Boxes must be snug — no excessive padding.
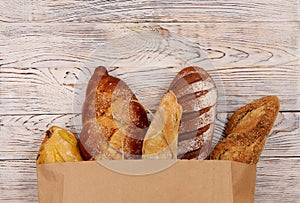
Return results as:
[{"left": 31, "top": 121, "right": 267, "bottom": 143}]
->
[
  {"left": 142, "top": 91, "right": 182, "bottom": 159},
  {"left": 210, "top": 96, "right": 280, "bottom": 164}
]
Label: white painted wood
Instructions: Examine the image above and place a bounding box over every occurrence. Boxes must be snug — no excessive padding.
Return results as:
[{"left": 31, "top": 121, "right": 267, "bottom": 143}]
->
[
  {"left": 1, "top": 65, "right": 299, "bottom": 114},
  {"left": 0, "top": 160, "right": 38, "bottom": 202},
  {"left": 255, "top": 158, "right": 300, "bottom": 202},
  {"left": 1, "top": 23, "right": 299, "bottom": 68},
  {"left": 0, "top": 1, "right": 299, "bottom": 202},
  {"left": 1, "top": 24, "right": 299, "bottom": 113},
  {"left": 0, "top": 0, "right": 299, "bottom": 23}
]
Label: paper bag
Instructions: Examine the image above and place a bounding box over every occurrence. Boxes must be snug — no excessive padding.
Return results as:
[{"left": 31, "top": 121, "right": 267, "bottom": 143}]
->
[{"left": 37, "top": 160, "right": 256, "bottom": 203}]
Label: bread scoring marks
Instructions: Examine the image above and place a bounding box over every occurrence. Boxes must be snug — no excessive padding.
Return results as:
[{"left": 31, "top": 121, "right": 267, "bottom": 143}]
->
[
  {"left": 177, "top": 124, "right": 214, "bottom": 155},
  {"left": 180, "top": 105, "right": 216, "bottom": 132},
  {"left": 174, "top": 80, "right": 215, "bottom": 98},
  {"left": 169, "top": 66, "right": 217, "bottom": 159},
  {"left": 178, "top": 88, "right": 217, "bottom": 112}
]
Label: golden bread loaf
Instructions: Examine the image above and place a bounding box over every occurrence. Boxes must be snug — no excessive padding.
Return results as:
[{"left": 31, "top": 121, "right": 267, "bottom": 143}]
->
[
  {"left": 79, "top": 67, "right": 149, "bottom": 160},
  {"left": 142, "top": 91, "right": 182, "bottom": 159},
  {"left": 210, "top": 96, "right": 280, "bottom": 164}
]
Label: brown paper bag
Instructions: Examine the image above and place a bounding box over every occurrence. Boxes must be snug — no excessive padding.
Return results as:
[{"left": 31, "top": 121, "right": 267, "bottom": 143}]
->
[{"left": 36, "top": 160, "right": 256, "bottom": 203}]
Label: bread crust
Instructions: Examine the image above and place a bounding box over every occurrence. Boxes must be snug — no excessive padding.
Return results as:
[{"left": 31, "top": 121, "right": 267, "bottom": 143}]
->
[
  {"left": 142, "top": 91, "right": 182, "bottom": 159},
  {"left": 210, "top": 96, "right": 280, "bottom": 164},
  {"left": 169, "top": 66, "right": 217, "bottom": 159},
  {"left": 79, "top": 67, "right": 149, "bottom": 160}
]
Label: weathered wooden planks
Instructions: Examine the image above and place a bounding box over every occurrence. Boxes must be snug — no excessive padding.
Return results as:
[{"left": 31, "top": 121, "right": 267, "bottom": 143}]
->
[
  {"left": 1, "top": 0, "right": 299, "bottom": 202},
  {"left": 255, "top": 158, "right": 300, "bottom": 202},
  {"left": 1, "top": 23, "right": 299, "bottom": 68},
  {"left": 0, "top": 160, "right": 38, "bottom": 202},
  {"left": 1, "top": 23, "right": 299, "bottom": 113},
  {"left": 0, "top": 0, "right": 299, "bottom": 23},
  {"left": 1, "top": 65, "right": 299, "bottom": 114}
]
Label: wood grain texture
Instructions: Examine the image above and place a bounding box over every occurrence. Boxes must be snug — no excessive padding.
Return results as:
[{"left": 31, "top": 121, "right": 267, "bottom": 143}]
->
[
  {"left": 1, "top": 23, "right": 299, "bottom": 68},
  {"left": 0, "top": 158, "right": 299, "bottom": 202},
  {"left": 1, "top": 23, "right": 299, "bottom": 113},
  {"left": 0, "top": 0, "right": 299, "bottom": 202},
  {"left": 1, "top": 64, "right": 299, "bottom": 114},
  {"left": 0, "top": 0, "right": 299, "bottom": 23},
  {"left": 255, "top": 158, "right": 300, "bottom": 202},
  {"left": 0, "top": 160, "right": 38, "bottom": 202}
]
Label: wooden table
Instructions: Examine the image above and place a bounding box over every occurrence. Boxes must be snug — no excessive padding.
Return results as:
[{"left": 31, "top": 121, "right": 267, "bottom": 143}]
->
[{"left": 1, "top": 1, "right": 299, "bottom": 202}]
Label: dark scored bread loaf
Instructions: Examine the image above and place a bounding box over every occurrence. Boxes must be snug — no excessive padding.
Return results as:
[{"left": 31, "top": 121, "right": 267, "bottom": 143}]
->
[
  {"left": 79, "top": 67, "right": 149, "bottom": 160},
  {"left": 169, "top": 66, "right": 217, "bottom": 159},
  {"left": 210, "top": 96, "right": 280, "bottom": 164}
]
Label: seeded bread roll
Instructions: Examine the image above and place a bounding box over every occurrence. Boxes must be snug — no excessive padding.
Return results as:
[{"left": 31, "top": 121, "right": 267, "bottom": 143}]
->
[
  {"left": 79, "top": 67, "right": 149, "bottom": 160},
  {"left": 210, "top": 96, "right": 280, "bottom": 164},
  {"left": 169, "top": 66, "right": 217, "bottom": 159}
]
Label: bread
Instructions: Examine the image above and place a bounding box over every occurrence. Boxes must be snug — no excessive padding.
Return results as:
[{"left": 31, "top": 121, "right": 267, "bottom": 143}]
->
[
  {"left": 80, "top": 66, "right": 215, "bottom": 161},
  {"left": 169, "top": 66, "right": 217, "bottom": 159},
  {"left": 37, "top": 126, "right": 83, "bottom": 164},
  {"left": 79, "top": 67, "right": 149, "bottom": 160},
  {"left": 142, "top": 91, "right": 182, "bottom": 159},
  {"left": 210, "top": 96, "right": 280, "bottom": 164}
]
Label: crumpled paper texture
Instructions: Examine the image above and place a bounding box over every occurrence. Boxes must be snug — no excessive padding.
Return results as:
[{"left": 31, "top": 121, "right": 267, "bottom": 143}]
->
[{"left": 37, "top": 160, "right": 256, "bottom": 203}]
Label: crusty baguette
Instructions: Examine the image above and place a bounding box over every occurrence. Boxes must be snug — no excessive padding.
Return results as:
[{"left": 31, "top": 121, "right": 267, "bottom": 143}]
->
[
  {"left": 169, "top": 66, "right": 217, "bottom": 159},
  {"left": 210, "top": 95, "right": 280, "bottom": 164},
  {"left": 79, "top": 67, "right": 149, "bottom": 160},
  {"left": 225, "top": 96, "right": 280, "bottom": 137},
  {"left": 142, "top": 91, "right": 182, "bottom": 159}
]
